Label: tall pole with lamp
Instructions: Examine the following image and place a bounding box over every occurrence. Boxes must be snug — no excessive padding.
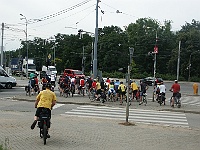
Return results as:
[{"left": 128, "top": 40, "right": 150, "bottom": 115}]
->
[
  {"left": 152, "top": 30, "right": 158, "bottom": 102},
  {"left": 93, "top": 0, "right": 99, "bottom": 79},
  {"left": 125, "top": 47, "right": 134, "bottom": 123},
  {"left": 20, "top": 14, "right": 28, "bottom": 78}
]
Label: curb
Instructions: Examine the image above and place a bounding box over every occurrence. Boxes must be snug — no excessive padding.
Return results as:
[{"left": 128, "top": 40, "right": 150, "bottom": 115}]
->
[
  {"left": 12, "top": 97, "right": 200, "bottom": 114},
  {"left": 13, "top": 97, "right": 106, "bottom": 107}
]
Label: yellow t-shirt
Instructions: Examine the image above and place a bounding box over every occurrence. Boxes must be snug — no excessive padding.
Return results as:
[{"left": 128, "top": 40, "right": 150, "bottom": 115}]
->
[
  {"left": 118, "top": 84, "right": 126, "bottom": 92},
  {"left": 96, "top": 82, "right": 101, "bottom": 90},
  {"left": 131, "top": 82, "right": 138, "bottom": 91},
  {"left": 36, "top": 89, "right": 57, "bottom": 109}
]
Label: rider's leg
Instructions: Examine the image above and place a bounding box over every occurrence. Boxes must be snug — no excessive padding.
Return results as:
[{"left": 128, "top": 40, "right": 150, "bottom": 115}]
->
[{"left": 139, "top": 91, "right": 143, "bottom": 105}]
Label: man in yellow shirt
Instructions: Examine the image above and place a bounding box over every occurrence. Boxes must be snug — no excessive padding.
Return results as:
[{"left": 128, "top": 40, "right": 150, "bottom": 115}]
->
[
  {"left": 130, "top": 80, "right": 139, "bottom": 101},
  {"left": 31, "top": 83, "right": 57, "bottom": 138},
  {"left": 118, "top": 81, "right": 126, "bottom": 105},
  {"left": 95, "top": 79, "right": 101, "bottom": 100}
]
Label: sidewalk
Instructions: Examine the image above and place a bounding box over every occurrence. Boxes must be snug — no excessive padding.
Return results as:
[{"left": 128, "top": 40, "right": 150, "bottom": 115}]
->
[{"left": 14, "top": 76, "right": 200, "bottom": 114}]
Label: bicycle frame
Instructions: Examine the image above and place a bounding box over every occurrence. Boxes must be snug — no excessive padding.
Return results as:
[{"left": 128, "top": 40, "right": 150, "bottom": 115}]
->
[{"left": 37, "top": 109, "right": 51, "bottom": 145}]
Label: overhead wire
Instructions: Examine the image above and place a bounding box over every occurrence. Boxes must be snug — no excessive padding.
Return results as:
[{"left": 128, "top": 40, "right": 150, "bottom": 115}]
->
[{"left": 28, "top": 0, "right": 93, "bottom": 24}]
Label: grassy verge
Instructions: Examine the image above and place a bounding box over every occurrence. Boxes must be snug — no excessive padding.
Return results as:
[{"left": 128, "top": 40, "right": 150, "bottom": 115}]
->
[{"left": 0, "top": 137, "right": 11, "bottom": 150}]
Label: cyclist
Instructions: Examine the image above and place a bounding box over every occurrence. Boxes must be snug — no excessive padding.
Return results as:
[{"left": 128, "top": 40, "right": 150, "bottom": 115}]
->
[
  {"left": 95, "top": 79, "right": 101, "bottom": 100},
  {"left": 79, "top": 77, "right": 85, "bottom": 95},
  {"left": 34, "top": 75, "right": 40, "bottom": 94},
  {"left": 114, "top": 79, "right": 120, "bottom": 100},
  {"left": 139, "top": 80, "right": 149, "bottom": 105},
  {"left": 158, "top": 81, "right": 166, "bottom": 105},
  {"left": 130, "top": 80, "right": 139, "bottom": 101},
  {"left": 169, "top": 80, "right": 180, "bottom": 107},
  {"left": 30, "top": 83, "right": 57, "bottom": 138},
  {"left": 118, "top": 81, "right": 126, "bottom": 105},
  {"left": 86, "top": 76, "right": 93, "bottom": 92},
  {"left": 106, "top": 77, "right": 111, "bottom": 84},
  {"left": 41, "top": 76, "right": 48, "bottom": 90},
  {"left": 108, "top": 82, "right": 116, "bottom": 100},
  {"left": 50, "top": 73, "right": 56, "bottom": 87},
  {"left": 30, "top": 76, "right": 36, "bottom": 95}
]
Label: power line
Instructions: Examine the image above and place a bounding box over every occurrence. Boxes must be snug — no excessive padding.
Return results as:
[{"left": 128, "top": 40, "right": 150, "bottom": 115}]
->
[{"left": 28, "top": 0, "right": 93, "bottom": 24}]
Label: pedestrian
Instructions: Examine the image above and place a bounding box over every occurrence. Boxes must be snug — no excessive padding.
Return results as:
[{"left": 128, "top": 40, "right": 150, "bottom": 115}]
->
[{"left": 170, "top": 80, "right": 180, "bottom": 107}]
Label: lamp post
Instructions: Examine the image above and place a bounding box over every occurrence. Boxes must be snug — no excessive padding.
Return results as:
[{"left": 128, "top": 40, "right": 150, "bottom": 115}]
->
[
  {"left": 152, "top": 30, "right": 158, "bottom": 102},
  {"left": 146, "top": 27, "right": 158, "bottom": 102},
  {"left": 93, "top": 0, "right": 99, "bottom": 79},
  {"left": 126, "top": 47, "right": 134, "bottom": 123},
  {"left": 20, "top": 14, "right": 28, "bottom": 78}
]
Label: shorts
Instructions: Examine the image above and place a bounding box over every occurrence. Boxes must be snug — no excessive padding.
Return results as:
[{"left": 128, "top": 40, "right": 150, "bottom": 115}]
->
[
  {"left": 36, "top": 107, "right": 51, "bottom": 128},
  {"left": 35, "top": 107, "right": 51, "bottom": 118},
  {"left": 173, "top": 92, "right": 181, "bottom": 98},
  {"left": 132, "top": 90, "right": 138, "bottom": 96},
  {"left": 96, "top": 89, "right": 102, "bottom": 95},
  {"left": 140, "top": 91, "right": 146, "bottom": 96},
  {"left": 119, "top": 91, "right": 126, "bottom": 96}
]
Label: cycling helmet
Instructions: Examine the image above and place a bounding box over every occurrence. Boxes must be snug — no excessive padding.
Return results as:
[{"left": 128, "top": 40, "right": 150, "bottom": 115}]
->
[{"left": 46, "top": 83, "right": 52, "bottom": 89}]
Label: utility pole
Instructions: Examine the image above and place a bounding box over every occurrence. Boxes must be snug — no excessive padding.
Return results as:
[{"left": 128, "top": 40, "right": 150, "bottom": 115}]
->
[
  {"left": 93, "top": 0, "right": 99, "bottom": 79},
  {"left": 152, "top": 31, "right": 158, "bottom": 102},
  {"left": 1, "top": 23, "right": 4, "bottom": 67},
  {"left": 126, "top": 47, "right": 134, "bottom": 123},
  {"left": 177, "top": 41, "right": 181, "bottom": 81},
  {"left": 82, "top": 46, "right": 85, "bottom": 74},
  {"left": 20, "top": 14, "right": 28, "bottom": 78}
]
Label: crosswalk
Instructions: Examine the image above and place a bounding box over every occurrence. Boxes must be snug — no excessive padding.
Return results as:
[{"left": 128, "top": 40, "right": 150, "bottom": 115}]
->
[
  {"left": 181, "top": 97, "right": 200, "bottom": 106},
  {"left": 64, "top": 105, "right": 189, "bottom": 128}
]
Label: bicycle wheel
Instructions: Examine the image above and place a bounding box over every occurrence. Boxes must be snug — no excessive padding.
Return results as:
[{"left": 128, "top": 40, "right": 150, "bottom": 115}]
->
[
  {"left": 28, "top": 87, "right": 31, "bottom": 97},
  {"left": 143, "top": 95, "right": 147, "bottom": 106},
  {"left": 71, "top": 86, "right": 75, "bottom": 97},
  {"left": 177, "top": 98, "right": 181, "bottom": 108},
  {"left": 43, "top": 123, "right": 47, "bottom": 145}
]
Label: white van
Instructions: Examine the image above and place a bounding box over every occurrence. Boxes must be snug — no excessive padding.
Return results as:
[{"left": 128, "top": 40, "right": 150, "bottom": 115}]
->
[{"left": 0, "top": 66, "right": 17, "bottom": 89}]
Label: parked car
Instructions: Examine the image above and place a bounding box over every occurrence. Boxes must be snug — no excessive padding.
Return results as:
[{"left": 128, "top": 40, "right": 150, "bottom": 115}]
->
[
  {"left": 141, "top": 77, "right": 163, "bottom": 86},
  {"left": 63, "top": 69, "right": 85, "bottom": 79},
  {"left": 0, "top": 66, "right": 17, "bottom": 89}
]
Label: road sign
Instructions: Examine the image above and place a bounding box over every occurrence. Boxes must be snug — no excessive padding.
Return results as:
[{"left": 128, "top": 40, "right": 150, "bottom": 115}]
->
[{"left": 154, "top": 45, "right": 158, "bottom": 53}]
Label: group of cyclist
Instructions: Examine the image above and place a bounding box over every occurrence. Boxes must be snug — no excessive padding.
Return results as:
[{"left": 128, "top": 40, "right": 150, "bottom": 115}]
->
[
  {"left": 27, "top": 72, "right": 57, "bottom": 95},
  {"left": 30, "top": 72, "right": 181, "bottom": 140}
]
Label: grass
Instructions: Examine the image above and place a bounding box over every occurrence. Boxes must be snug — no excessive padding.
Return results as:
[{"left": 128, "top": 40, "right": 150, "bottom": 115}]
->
[{"left": 0, "top": 137, "right": 11, "bottom": 150}]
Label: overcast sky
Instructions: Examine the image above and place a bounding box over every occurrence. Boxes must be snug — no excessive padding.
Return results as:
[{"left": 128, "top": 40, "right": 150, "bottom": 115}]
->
[{"left": 1, "top": 0, "right": 199, "bottom": 51}]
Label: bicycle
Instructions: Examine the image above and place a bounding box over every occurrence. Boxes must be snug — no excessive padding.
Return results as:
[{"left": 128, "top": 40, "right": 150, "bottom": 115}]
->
[
  {"left": 25, "top": 84, "right": 31, "bottom": 96},
  {"left": 70, "top": 84, "right": 75, "bottom": 97},
  {"left": 37, "top": 108, "right": 51, "bottom": 145},
  {"left": 142, "top": 93, "right": 147, "bottom": 106},
  {"left": 79, "top": 86, "right": 85, "bottom": 96},
  {"left": 169, "top": 92, "right": 181, "bottom": 108},
  {"left": 157, "top": 92, "right": 165, "bottom": 106},
  {"left": 88, "top": 88, "right": 95, "bottom": 101}
]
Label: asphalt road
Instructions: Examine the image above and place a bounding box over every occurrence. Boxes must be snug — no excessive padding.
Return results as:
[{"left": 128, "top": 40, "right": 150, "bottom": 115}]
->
[{"left": 0, "top": 84, "right": 200, "bottom": 150}]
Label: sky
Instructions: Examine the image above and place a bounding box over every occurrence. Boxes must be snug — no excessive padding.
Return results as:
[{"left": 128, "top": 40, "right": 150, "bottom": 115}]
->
[{"left": 0, "top": 0, "right": 200, "bottom": 51}]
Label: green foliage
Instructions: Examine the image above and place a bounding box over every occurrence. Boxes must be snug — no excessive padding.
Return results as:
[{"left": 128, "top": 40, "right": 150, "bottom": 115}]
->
[
  {"left": 190, "top": 76, "right": 200, "bottom": 82},
  {"left": 8, "top": 18, "right": 200, "bottom": 81},
  {"left": 0, "top": 137, "right": 11, "bottom": 150}
]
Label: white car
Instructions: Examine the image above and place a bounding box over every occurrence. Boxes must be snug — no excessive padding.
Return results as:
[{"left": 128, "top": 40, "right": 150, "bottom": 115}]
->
[{"left": 0, "top": 66, "right": 17, "bottom": 89}]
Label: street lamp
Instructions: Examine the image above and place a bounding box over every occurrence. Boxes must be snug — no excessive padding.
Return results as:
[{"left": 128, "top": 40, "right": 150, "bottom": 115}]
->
[
  {"left": 126, "top": 47, "right": 134, "bottom": 123},
  {"left": 146, "top": 27, "right": 158, "bottom": 102},
  {"left": 20, "top": 14, "right": 28, "bottom": 78}
]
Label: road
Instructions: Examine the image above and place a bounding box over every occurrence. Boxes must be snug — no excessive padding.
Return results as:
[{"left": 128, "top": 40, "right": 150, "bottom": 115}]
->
[
  {"left": 0, "top": 98, "right": 200, "bottom": 150},
  {"left": 0, "top": 85, "right": 200, "bottom": 150}
]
